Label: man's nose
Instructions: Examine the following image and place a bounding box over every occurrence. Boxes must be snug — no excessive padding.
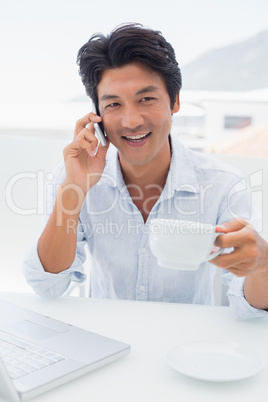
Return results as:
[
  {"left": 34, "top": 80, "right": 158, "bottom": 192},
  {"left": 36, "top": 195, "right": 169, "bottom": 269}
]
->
[{"left": 121, "top": 105, "right": 144, "bottom": 129}]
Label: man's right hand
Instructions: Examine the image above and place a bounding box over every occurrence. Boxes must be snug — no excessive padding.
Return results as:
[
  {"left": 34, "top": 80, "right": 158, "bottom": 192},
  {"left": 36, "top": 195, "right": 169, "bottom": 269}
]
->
[
  {"left": 62, "top": 112, "right": 109, "bottom": 195},
  {"left": 37, "top": 113, "right": 109, "bottom": 273}
]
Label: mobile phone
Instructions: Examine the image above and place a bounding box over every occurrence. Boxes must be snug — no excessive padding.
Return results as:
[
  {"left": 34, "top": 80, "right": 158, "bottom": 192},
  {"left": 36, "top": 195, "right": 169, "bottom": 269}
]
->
[{"left": 92, "top": 103, "right": 107, "bottom": 146}]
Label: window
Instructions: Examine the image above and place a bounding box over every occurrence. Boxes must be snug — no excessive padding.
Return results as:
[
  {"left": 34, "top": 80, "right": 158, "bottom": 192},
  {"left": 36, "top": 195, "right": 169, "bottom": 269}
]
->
[{"left": 224, "top": 116, "right": 252, "bottom": 129}]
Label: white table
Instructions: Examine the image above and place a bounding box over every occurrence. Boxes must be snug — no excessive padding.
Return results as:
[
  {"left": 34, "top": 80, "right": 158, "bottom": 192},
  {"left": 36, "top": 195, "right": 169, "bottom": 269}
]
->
[{"left": 0, "top": 292, "right": 267, "bottom": 402}]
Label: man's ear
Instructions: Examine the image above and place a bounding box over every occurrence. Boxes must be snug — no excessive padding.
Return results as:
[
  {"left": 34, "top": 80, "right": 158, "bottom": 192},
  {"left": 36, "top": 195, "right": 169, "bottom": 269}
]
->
[{"left": 171, "top": 92, "right": 180, "bottom": 114}]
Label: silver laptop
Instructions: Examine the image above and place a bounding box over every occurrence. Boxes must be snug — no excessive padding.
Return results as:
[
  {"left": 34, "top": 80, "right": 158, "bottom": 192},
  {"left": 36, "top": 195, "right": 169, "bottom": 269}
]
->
[{"left": 0, "top": 300, "right": 130, "bottom": 401}]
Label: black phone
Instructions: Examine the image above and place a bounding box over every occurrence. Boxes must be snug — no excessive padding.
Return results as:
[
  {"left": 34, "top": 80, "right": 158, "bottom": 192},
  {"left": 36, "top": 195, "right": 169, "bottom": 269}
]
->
[{"left": 92, "top": 103, "right": 107, "bottom": 146}]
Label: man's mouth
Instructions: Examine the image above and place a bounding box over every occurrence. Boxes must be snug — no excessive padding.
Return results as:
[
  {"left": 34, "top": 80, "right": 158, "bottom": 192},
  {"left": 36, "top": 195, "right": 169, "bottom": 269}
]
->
[{"left": 122, "top": 132, "right": 151, "bottom": 142}]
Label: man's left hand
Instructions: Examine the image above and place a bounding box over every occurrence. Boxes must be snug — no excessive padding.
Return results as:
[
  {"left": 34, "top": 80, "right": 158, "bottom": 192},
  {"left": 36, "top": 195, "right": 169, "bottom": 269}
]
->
[{"left": 211, "top": 218, "right": 268, "bottom": 278}]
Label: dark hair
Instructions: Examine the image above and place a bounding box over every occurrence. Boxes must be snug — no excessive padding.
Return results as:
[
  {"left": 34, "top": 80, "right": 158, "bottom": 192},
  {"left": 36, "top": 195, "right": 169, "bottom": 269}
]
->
[{"left": 77, "top": 23, "right": 182, "bottom": 108}]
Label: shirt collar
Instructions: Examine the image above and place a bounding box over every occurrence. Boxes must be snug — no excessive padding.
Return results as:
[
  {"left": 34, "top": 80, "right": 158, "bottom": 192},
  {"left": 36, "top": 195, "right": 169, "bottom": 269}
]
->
[
  {"left": 168, "top": 135, "right": 200, "bottom": 194},
  {"left": 97, "top": 144, "right": 126, "bottom": 190},
  {"left": 97, "top": 135, "right": 200, "bottom": 195}
]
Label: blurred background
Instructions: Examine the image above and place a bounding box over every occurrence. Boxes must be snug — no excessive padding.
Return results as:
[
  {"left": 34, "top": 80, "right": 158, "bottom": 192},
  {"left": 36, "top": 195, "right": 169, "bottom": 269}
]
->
[{"left": 1, "top": 0, "right": 268, "bottom": 298}]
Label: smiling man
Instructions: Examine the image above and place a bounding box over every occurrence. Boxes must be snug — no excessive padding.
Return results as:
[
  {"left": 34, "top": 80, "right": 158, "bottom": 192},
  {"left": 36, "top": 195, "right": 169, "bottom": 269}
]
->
[
  {"left": 22, "top": 23, "right": 268, "bottom": 319},
  {"left": 97, "top": 63, "right": 179, "bottom": 221}
]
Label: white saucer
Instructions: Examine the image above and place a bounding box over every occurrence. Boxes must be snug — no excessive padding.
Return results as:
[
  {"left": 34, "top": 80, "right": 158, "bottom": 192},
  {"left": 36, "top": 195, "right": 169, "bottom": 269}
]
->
[{"left": 167, "top": 340, "right": 264, "bottom": 382}]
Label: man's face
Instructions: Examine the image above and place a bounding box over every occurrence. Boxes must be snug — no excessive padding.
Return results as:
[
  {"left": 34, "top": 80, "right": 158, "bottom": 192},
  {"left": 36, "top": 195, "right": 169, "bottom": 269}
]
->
[{"left": 97, "top": 62, "right": 180, "bottom": 168}]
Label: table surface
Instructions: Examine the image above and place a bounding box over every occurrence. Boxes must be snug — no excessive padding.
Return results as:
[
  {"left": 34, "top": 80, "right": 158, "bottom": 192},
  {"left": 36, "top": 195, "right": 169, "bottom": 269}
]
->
[{"left": 0, "top": 292, "right": 267, "bottom": 402}]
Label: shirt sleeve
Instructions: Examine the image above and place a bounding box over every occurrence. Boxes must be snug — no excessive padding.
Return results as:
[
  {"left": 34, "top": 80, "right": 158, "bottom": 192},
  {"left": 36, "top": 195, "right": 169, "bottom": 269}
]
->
[
  {"left": 222, "top": 271, "right": 268, "bottom": 319},
  {"left": 219, "top": 174, "right": 268, "bottom": 319},
  {"left": 22, "top": 236, "right": 87, "bottom": 299},
  {"left": 21, "top": 163, "right": 87, "bottom": 299}
]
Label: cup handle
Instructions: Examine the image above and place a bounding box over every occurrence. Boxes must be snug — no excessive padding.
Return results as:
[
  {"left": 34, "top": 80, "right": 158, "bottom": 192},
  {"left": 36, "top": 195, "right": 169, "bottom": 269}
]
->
[{"left": 206, "top": 232, "right": 225, "bottom": 261}]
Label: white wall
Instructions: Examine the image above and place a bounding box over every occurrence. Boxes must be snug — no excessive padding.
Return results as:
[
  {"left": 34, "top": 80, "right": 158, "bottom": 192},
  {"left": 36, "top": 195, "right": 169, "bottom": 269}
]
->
[
  {"left": 212, "top": 153, "right": 268, "bottom": 240},
  {"left": 204, "top": 101, "right": 268, "bottom": 145},
  {"left": 0, "top": 134, "right": 69, "bottom": 293}
]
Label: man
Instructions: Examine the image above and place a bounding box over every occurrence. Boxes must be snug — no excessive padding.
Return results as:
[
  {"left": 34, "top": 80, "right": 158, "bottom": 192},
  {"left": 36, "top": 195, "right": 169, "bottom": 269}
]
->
[{"left": 23, "top": 23, "right": 268, "bottom": 318}]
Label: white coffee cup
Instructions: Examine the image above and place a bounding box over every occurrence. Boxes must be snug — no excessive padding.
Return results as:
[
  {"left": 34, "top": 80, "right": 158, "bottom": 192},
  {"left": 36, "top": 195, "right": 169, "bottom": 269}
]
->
[{"left": 149, "top": 219, "right": 225, "bottom": 270}]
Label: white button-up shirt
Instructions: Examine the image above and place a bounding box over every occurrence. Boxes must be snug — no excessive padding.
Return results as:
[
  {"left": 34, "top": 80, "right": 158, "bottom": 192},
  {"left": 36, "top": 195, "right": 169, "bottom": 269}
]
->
[{"left": 22, "top": 135, "right": 267, "bottom": 319}]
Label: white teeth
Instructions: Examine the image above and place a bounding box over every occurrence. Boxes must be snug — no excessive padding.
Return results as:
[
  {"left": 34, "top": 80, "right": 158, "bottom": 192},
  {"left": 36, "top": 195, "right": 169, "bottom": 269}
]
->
[{"left": 124, "top": 133, "right": 148, "bottom": 140}]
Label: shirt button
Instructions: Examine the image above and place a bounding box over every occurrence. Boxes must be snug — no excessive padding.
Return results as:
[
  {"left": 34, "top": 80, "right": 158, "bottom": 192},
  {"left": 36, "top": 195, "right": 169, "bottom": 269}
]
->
[
  {"left": 140, "top": 286, "right": 145, "bottom": 291},
  {"left": 141, "top": 248, "right": 147, "bottom": 254}
]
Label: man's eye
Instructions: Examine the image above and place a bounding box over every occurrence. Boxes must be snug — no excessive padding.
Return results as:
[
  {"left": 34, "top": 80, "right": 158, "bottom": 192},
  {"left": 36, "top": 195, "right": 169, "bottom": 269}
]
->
[
  {"left": 106, "top": 102, "right": 120, "bottom": 108},
  {"left": 140, "top": 97, "right": 155, "bottom": 102}
]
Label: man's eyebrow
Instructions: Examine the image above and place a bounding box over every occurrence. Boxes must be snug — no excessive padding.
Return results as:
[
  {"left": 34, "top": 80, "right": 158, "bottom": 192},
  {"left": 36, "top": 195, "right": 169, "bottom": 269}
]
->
[
  {"left": 100, "top": 86, "right": 160, "bottom": 101},
  {"left": 135, "top": 86, "right": 161, "bottom": 95},
  {"left": 100, "top": 94, "right": 120, "bottom": 101}
]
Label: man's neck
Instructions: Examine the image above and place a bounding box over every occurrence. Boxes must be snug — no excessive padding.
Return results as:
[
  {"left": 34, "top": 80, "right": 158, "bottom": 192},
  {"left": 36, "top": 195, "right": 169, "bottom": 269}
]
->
[
  {"left": 121, "top": 159, "right": 170, "bottom": 190},
  {"left": 120, "top": 140, "right": 171, "bottom": 187},
  {"left": 118, "top": 139, "right": 172, "bottom": 221}
]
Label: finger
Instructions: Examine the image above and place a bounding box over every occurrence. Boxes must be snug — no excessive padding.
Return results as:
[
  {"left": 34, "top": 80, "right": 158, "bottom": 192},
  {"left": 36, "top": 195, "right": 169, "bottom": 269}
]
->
[
  {"left": 221, "top": 266, "right": 248, "bottom": 278},
  {"left": 215, "top": 231, "right": 241, "bottom": 248},
  {"left": 210, "top": 245, "right": 256, "bottom": 273},
  {"left": 217, "top": 261, "right": 252, "bottom": 277},
  {"left": 94, "top": 138, "right": 110, "bottom": 159},
  {"left": 215, "top": 218, "right": 248, "bottom": 234},
  {"left": 76, "top": 128, "right": 99, "bottom": 156},
  {"left": 74, "top": 113, "right": 102, "bottom": 137},
  {"left": 215, "top": 225, "right": 257, "bottom": 249}
]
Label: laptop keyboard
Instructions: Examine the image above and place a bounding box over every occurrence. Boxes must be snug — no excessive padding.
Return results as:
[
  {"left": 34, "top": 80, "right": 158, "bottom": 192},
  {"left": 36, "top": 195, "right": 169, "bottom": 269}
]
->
[{"left": 0, "top": 336, "right": 66, "bottom": 380}]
